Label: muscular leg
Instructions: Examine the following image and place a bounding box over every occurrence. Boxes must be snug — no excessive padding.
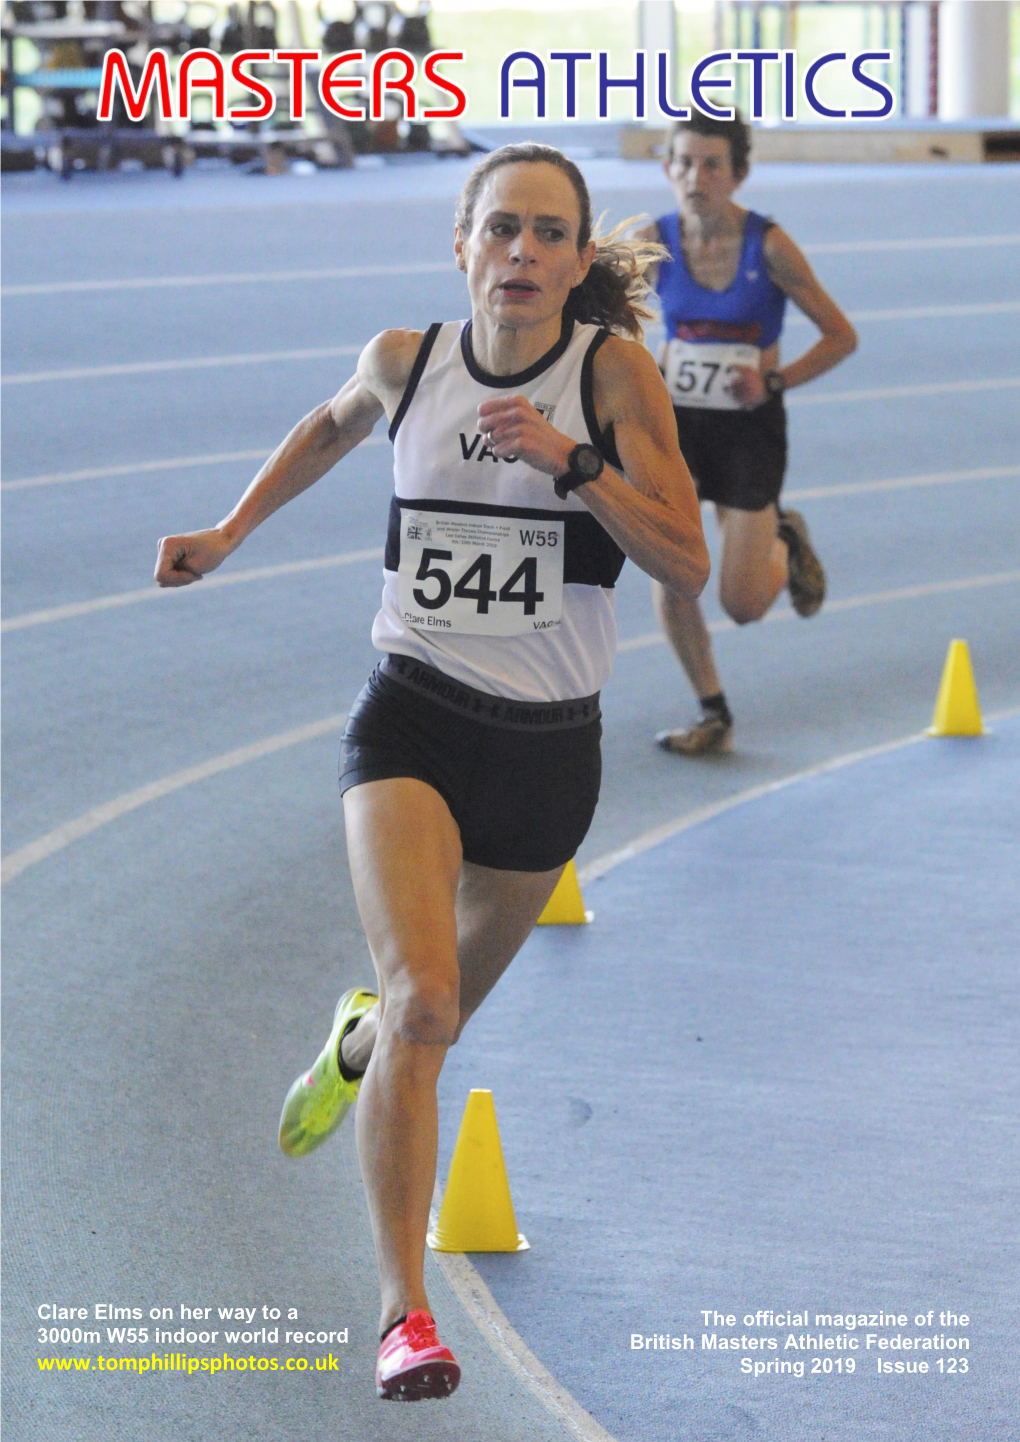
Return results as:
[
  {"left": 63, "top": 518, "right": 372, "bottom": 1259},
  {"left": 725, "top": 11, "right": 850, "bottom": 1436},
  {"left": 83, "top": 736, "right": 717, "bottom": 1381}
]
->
[
  {"left": 342, "top": 863, "right": 563, "bottom": 1061},
  {"left": 716, "top": 503, "right": 787, "bottom": 624},
  {"left": 343, "top": 778, "right": 462, "bottom": 1335},
  {"left": 654, "top": 501, "right": 787, "bottom": 704},
  {"left": 652, "top": 576, "right": 723, "bottom": 701},
  {"left": 451, "top": 857, "right": 566, "bottom": 1036},
  {"left": 341, "top": 777, "right": 563, "bottom": 1333}
]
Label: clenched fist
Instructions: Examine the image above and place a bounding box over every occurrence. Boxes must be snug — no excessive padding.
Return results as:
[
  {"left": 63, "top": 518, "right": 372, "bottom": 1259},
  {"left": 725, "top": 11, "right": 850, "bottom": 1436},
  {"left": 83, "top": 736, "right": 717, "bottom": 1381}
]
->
[
  {"left": 154, "top": 528, "right": 234, "bottom": 587},
  {"left": 475, "top": 395, "right": 575, "bottom": 476}
]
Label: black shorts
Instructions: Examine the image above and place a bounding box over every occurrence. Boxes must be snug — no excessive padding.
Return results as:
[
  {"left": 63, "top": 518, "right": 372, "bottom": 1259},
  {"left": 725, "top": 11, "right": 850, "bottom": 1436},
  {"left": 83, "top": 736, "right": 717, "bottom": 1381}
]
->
[
  {"left": 339, "top": 654, "right": 602, "bottom": 872},
  {"left": 673, "top": 394, "right": 787, "bottom": 512}
]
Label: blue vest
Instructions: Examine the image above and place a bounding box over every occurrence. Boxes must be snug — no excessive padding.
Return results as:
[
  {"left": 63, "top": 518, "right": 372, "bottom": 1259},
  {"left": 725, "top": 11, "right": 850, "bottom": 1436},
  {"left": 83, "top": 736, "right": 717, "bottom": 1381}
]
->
[{"left": 655, "top": 209, "right": 786, "bottom": 348}]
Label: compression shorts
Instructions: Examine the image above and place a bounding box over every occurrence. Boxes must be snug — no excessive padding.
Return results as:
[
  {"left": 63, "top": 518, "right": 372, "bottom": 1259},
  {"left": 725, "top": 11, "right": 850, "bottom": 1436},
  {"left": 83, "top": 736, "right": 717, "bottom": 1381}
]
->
[{"left": 339, "top": 655, "right": 602, "bottom": 872}]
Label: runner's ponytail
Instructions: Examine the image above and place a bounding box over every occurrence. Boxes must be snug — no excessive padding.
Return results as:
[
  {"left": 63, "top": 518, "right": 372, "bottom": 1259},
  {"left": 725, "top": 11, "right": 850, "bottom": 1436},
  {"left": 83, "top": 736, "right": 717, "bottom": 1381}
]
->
[{"left": 564, "top": 219, "right": 665, "bottom": 339}]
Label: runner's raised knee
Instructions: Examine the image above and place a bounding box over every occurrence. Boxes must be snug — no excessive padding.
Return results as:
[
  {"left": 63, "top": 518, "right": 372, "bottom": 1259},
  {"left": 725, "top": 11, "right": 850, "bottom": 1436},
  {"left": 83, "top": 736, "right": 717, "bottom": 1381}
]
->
[
  {"left": 720, "top": 586, "right": 769, "bottom": 625},
  {"left": 382, "top": 974, "right": 460, "bottom": 1046}
]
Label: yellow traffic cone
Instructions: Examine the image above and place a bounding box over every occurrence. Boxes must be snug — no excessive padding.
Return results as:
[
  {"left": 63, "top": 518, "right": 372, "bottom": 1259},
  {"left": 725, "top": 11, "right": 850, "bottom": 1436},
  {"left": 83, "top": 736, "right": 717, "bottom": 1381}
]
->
[
  {"left": 927, "top": 639, "right": 984, "bottom": 736},
  {"left": 427, "top": 1090, "right": 529, "bottom": 1252},
  {"left": 536, "top": 859, "right": 593, "bottom": 925}
]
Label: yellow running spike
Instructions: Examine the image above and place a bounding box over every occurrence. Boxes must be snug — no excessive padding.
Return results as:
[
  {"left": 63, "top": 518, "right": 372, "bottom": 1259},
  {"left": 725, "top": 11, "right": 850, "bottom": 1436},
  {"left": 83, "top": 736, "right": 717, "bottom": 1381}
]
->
[
  {"left": 536, "top": 859, "right": 593, "bottom": 925},
  {"left": 428, "top": 1091, "right": 529, "bottom": 1253},
  {"left": 927, "top": 639, "right": 984, "bottom": 736}
]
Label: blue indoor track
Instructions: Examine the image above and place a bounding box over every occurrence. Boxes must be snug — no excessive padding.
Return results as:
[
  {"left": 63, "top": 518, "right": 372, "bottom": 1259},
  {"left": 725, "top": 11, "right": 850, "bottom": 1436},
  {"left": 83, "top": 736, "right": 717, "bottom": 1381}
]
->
[
  {"left": 2, "top": 156, "right": 1019, "bottom": 1441},
  {"left": 442, "top": 715, "right": 1020, "bottom": 1441}
]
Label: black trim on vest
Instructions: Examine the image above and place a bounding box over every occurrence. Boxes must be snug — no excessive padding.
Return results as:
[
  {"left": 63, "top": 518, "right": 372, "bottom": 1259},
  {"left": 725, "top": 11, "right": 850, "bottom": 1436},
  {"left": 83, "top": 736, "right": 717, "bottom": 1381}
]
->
[
  {"left": 388, "top": 323, "right": 442, "bottom": 442},
  {"left": 460, "top": 314, "right": 574, "bottom": 388},
  {"left": 580, "top": 328, "right": 623, "bottom": 471},
  {"left": 385, "top": 495, "right": 626, "bottom": 589}
]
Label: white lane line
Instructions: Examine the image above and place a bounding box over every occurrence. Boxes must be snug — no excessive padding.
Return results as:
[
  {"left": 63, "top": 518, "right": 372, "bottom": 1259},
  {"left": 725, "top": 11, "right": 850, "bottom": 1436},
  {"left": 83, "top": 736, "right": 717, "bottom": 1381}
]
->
[
  {"left": 427, "top": 1185, "right": 619, "bottom": 1442},
  {"left": 577, "top": 705, "right": 1020, "bottom": 887},
  {"left": 7, "top": 340, "right": 1018, "bottom": 399},
  {"left": 788, "top": 375, "right": 1020, "bottom": 407},
  {"left": 0, "top": 714, "right": 348, "bottom": 887},
  {"left": 1, "top": 437, "right": 389, "bottom": 493},
  {"left": 4, "top": 235, "right": 1018, "bottom": 298},
  {"left": 5, "top": 308, "right": 1015, "bottom": 390},
  {"left": 4, "top": 568, "right": 1017, "bottom": 884},
  {"left": 4, "top": 533, "right": 1018, "bottom": 639},
  {"left": 1, "top": 261, "right": 452, "bottom": 299},
  {"left": 1, "top": 345, "right": 361, "bottom": 386},
  {"left": 616, "top": 569, "right": 1020, "bottom": 654},
  {"left": 801, "top": 234, "right": 1020, "bottom": 255},
  {"left": 3, "top": 448, "right": 271, "bottom": 492},
  {"left": 4, "top": 454, "right": 1012, "bottom": 505},
  {"left": 813, "top": 570, "right": 1020, "bottom": 611},
  {"left": 785, "top": 463, "right": 1020, "bottom": 503},
  {"left": 787, "top": 299, "right": 1020, "bottom": 326},
  {"left": 0, "top": 548, "right": 385, "bottom": 634}
]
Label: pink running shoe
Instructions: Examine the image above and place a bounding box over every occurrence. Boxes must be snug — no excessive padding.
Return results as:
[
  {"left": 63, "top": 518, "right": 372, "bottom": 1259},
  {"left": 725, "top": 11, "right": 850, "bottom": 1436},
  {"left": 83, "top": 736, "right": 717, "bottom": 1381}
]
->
[{"left": 375, "top": 1310, "right": 461, "bottom": 1401}]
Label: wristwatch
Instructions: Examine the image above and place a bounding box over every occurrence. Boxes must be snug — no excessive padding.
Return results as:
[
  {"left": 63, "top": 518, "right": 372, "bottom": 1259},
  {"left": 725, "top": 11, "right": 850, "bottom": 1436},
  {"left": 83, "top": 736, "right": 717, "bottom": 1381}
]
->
[
  {"left": 554, "top": 443, "right": 604, "bottom": 499},
  {"left": 763, "top": 370, "right": 787, "bottom": 398}
]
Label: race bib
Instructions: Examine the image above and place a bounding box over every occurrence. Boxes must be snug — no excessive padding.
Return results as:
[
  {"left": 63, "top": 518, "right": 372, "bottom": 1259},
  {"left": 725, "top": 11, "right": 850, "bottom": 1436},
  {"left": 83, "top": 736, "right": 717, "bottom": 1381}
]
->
[
  {"left": 664, "top": 338, "right": 761, "bottom": 410},
  {"left": 397, "top": 509, "right": 564, "bottom": 636}
]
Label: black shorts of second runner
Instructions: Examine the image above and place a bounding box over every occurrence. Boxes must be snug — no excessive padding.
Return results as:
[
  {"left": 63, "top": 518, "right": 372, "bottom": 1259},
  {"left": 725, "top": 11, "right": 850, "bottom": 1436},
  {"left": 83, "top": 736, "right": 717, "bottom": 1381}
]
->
[
  {"left": 339, "top": 654, "right": 602, "bottom": 872},
  {"left": 673, "top": 393, "right": 787, "bottom": 512}
]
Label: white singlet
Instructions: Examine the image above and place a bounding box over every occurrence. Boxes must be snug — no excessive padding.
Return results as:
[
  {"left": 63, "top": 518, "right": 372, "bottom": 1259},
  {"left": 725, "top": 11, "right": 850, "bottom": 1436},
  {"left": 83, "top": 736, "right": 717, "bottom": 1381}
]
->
[{"left": 371, "top": 318, "right": 627, "bottom": 703}]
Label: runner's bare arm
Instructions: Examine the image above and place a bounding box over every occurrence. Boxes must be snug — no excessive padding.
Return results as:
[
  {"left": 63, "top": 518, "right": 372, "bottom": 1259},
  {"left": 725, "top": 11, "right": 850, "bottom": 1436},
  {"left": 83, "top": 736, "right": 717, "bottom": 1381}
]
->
[
  {"left": 477, "top": 338, "right": 709, "bottom": 597},
  {"left": 764, "top": 227, "right": 858, "bottom": 388},
  {"left": 154, "top": 330, "right": 420, "bottom": 588}
]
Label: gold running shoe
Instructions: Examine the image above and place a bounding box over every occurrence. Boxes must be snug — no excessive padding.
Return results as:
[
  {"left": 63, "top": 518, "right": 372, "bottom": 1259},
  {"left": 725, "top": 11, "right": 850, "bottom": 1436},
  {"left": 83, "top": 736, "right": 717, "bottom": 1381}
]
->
[
  {"left": 278, "top": 987, "right": 377, "bottom": 1157},
  {"left": 656, "top": 714, "right": 734, "bottom": 756},
  {"left": 777, "top": 508, "right": 826, "bottom": 618}
]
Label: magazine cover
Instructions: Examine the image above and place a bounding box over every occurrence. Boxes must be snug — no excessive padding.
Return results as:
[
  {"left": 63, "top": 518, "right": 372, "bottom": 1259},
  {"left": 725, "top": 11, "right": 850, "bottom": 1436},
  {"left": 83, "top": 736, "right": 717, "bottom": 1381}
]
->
[{"left": 3, "top": 2, "right": 1018, "bottom": 1439}]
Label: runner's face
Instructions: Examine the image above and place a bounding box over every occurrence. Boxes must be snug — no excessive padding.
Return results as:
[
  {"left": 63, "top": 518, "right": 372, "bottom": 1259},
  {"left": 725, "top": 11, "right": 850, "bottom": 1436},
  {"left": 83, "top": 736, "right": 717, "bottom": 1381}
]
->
[
  {"left": 454, "top": 162, "right": 595, "bottom": 329},
  {"left": 665, "top": 134, "right": 742, "bottom": 216}
]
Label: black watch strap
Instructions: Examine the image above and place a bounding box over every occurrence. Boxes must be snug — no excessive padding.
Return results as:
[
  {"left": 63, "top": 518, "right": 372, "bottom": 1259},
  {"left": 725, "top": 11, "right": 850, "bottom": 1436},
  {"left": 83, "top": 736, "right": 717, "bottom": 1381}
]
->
[
  {"left": 764, "top": 370, "right": 787, "bottom": 397},
  {"left": 554, "top": 443, "right": 604, "bottom": 499}
]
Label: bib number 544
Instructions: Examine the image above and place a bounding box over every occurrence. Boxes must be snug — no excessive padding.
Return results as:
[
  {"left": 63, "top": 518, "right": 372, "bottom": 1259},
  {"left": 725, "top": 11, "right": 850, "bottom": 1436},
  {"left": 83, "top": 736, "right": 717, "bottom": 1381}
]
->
[{"left": 414, "top": 548, "right": 544, "bottom": 616}]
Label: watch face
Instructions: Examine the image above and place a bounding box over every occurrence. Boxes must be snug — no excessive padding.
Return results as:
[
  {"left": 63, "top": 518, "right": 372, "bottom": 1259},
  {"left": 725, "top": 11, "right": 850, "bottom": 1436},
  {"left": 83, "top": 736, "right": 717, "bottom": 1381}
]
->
[{"left": 576, "top": 445, "right": 602, "bottom": 479}]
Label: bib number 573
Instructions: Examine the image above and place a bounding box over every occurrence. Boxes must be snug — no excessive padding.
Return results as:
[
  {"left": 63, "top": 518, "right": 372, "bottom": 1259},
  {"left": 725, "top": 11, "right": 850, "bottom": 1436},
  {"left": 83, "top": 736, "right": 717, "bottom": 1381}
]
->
[
  {"left": 665, "top": 339, "right": 761, "bottom": 410},
  {"left": 674, "top": 358, "right": 724, "bottom": 395}
]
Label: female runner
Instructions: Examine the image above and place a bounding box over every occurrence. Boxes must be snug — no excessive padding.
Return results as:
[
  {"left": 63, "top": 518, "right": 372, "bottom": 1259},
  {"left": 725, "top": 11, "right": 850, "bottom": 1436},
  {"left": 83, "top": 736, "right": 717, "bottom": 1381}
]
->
[
  {"left": 154, "top": 143, "right": 709, "bottom": 1401},
  {"left": 640, "top": 112, "right": 858, "bottom": 754}
]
